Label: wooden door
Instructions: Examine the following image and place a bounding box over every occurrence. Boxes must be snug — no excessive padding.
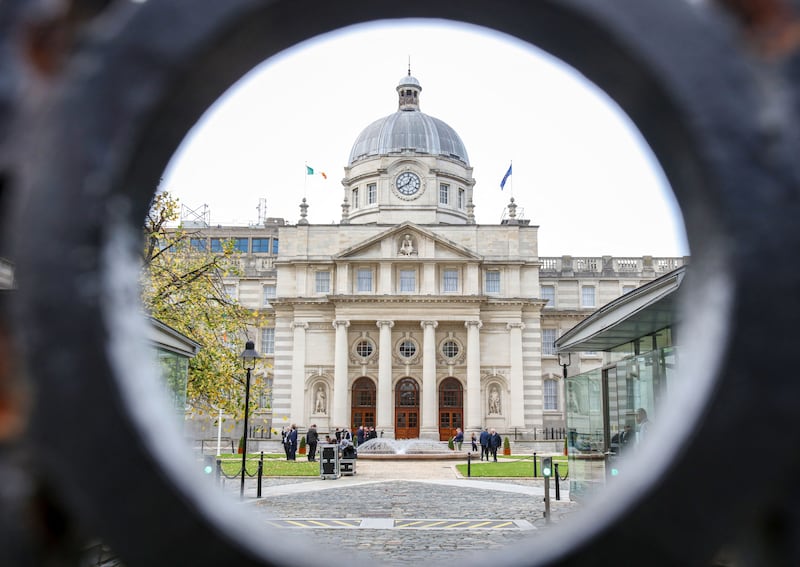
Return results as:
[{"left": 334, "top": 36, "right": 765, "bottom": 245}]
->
[{"left": 395, "top": 377, "right": 420, "bottom": 439}]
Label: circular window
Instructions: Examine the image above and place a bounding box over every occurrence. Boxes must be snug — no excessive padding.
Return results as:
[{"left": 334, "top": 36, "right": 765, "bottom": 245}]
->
[
  {"left": 442, "top": 340, "right": 460, "bottom": 359},
  {"left": 356, "top": 339, "right": 374, "bottom": 358},
  {"left": 399, "top": 339, "right": 417, "bottom": 358}
]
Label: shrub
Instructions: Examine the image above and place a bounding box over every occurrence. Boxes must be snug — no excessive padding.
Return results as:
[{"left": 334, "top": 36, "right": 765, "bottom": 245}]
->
[
  {"left": 503, "top": 436, "right": 510, "bottom": 450},
  {"left": 448, "top": 437, "right": 455, "bottom": 450}
]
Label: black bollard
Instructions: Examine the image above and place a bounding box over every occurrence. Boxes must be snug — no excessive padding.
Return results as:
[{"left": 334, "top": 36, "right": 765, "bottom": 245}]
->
[
  {"left": 215, "top": 459, "right": 222, "bottom": 485},
  {"left": 533, "top": 452, "right": 537, "bottom": 478},
  {"left": 257, "top": 458, "right": 263, "bottom": 499},
  {"left": 555, "top": 463, "right": 562, "bottom": 500},
  {"left": 467, "top": 452, "right": 472, "bottom": 477}
]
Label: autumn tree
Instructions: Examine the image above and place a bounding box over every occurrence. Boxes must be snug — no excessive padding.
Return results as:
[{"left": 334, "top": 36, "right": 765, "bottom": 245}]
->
[{"left": 142, "top": 192, "right": 267, "bottom": 416}]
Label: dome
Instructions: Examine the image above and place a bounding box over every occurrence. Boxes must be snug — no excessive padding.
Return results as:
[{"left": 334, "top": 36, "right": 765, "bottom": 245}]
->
[{"left": 347, "top": 74, "right": 470, "bottom": 166}]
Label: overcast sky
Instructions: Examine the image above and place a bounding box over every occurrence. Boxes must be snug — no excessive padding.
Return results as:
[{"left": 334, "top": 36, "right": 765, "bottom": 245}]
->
[{"left": 161, "top": 19, "right": 690, "bottom": 258}]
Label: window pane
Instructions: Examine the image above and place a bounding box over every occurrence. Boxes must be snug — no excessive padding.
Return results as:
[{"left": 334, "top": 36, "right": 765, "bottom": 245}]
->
[
  {"left": 368, "top": 183, "right": 377, "bottom": 205},
  {"left": 356, "top": 340, "right": 373, "bottom": 357},
  {"left": 442, "top": 340, "right": 459, "bottom": 358},
  {"left": 544, "top": 379, "right": 558, "bottom": 410},
  {"left": 211, "top": 238, "right": 223, "bottom": 252},
  {"left": 263, "top": 285, "right": 276, "bottom": 306},
  {"left": 485, "top": 271, "right": 500, "bottom": 293},
  {"left": 458, "top": 188, "right": 465, "bottom": 209},
  {"left": 260, "top": 328, "right": 275, "bottom": 354},
  {"left": 233, "top": 238, "right": 248, "bottom": 253},
  {"left": 316, "top": 271, "right": 330, "bottom": 293},
  {"left": 541, "top": 285, "right": 555, "bottom": 307},
  {"left": 271, "top": 238, "right": 279, "bottom": 254},
  {"left": 581, "top": 286, "right": 595, "bottom": 307},
  {"left": 357, "top": 268, "right": 372, "bottom": 292},
  {"left": 352, "top": 188, "right": 359, "bottom": 209},
  {"left": 542, "top": 329, "right": 556, "bottom": 355},
  {"left": 399, "top": 269, "right": 416, "bottom": 292},
  {"left": 443, "top": 269, "right": 458, "bottom": 292},
  {"left": 190, "top": 238, "right": 206, "bottom": 251},
  {"left": 399, "top": 340, "right": 416, "bottom": 358},
  {"left": 252, "top": 238, "right": 270, "bottom": 252},
  {"left": 439, "top": 184, "right": 449, "bottom": 204}
]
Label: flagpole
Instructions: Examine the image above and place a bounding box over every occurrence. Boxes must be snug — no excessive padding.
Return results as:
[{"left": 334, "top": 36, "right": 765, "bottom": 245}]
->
[
  {"left": 509, "top": 160, "right": 513, "bottom": 199},
  {"left": 304, "top": 162, "right": 308, "bottom": 199}
]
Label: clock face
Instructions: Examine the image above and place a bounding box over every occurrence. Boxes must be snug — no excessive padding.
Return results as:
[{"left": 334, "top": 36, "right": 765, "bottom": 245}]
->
[{"left": 395, "top": 172, "right": 421, "bottom": 196}]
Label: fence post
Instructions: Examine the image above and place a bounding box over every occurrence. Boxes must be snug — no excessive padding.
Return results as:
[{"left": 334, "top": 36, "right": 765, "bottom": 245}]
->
[
  {"left": 257, "top": 458, "right": 263, "bottom": 499},
  {"left": 533, "top": 452, "right": 537, "bottom": 478},
  {"left": 467, "top": 452, "right": 472, "bottom": 477},
  {"left": 215, "top": 459, "right": 221, "bottom": 485}
]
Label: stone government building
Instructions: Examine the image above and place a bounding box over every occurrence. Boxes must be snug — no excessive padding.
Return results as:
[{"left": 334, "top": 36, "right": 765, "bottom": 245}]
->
[{"left": 180, "top": 73, "right": 687, "bottom": 442}]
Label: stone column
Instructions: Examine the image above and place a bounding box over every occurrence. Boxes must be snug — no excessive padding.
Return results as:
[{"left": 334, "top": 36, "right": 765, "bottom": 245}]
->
[
  {"left": 507, "top": 322, "right": 526, "bottom": 428},
  {"left": 332, "top": 319, "right": 350, "bottom": 428},
  {"left": 376, "top": 320, "right": 395, "bottom": 437},
  {"left": 465, "top": 320, "right": 483, "bottom": 431},
  {"left": 290, "top": 322, "right": 308, "bottom": 426},
  {"left": 420, "top": 320, "right": 438, "bottom": 439}
]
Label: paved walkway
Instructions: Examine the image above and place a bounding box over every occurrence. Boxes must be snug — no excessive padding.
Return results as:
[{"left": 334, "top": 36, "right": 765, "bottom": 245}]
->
[{"left": 228, "top": 458, "right": 578, "bottom": 566}]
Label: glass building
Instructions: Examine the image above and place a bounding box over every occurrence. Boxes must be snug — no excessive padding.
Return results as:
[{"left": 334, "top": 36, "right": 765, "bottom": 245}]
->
[
  {"left": 147, "top": 318, "right": 200, "bottom": 420},
  {"left": 555, "top": 267, "right": 684, "bottom": 501}
]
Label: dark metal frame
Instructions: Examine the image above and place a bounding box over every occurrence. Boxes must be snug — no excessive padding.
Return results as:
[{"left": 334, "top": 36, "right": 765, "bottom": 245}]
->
[{"left": 3, "top": 0, "right": 800, "bottom": 565}]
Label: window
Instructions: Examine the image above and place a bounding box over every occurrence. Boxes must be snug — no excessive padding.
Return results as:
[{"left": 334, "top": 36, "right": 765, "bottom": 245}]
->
[
  {"left": 581, "top": 285, "right": 596, "bottom": 307},
  {"left": 544, "top": 379, "right": 558, "bottom": 410},
  {"left": 442, "top": 340, "right": 459, "bottom": 359},
  {"left": 271, "top": 238, "right": 279, "bottom": 254},
  {"left": 485, "top": 271, "right": 500, "bottom": 294},
  {"left": 210, "top": 238, "right": 224, "bottom": 253},
  {"left": 224, "top": 284, "right": 237, "bottom": 300},
  {"left": 262, "top": 285, "right": 276, "bottom": 306},
  {"left": 315, "top": 271, "right": 330, "bottom": 293},
  {"left": 399, "top": 269, "right": 416, "bottom": 292},
  {"left": 260, "top": 328, "right": 275, "bottom": 354},
  {"left": 252, "top": 238, "right": 270, "bottom": 253},
  {"left": 540, "top": 285, "right": 555, "bottom": 307},
  {"left": 398, "top": 340, "right": 416, "bottom": 358},
  {"left": 442, "top": 269, "right": 458, "bottom": 293},
  {"left": 367, "top": 183, "right": 377, "bottom": 205},
  {"left": 357, "top": 268, "right": 373, "bottom": 292},
  {"left": 232, "top": 238, "right": 248, "bottom": 253},
  {"left": 622, "top": 285, "right": 636, "bottom": 295},
  {"left": 458, "top": 188, "right": 465, "bottom": 209},
  {"left": 352, "top": 188, "right": 359, "bottom": 209},
  {"left": 439, "top": 183, "right": 449, "bottom": 205},
  {"left": 542, "top": 328, "right": 557, "bottom": 355},
  {"left": 190, "top": 238, "right": 206, "bottom": 251},
  {"left": 355, "top": 339, "right": 374, "bottom": 358}
]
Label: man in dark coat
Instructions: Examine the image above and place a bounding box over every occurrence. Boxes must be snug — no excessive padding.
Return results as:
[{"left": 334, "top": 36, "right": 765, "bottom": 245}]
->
[
  {"left": 356, "top": 426, "right": 365, "bottom": 446},
  {"left": 489, "top": 428, "right": 502, "bottom": 462},
  {"left": 287, "top": 424, "right": 298, "bottom": 461},
  {"left": 479, "top": 428, "right": 490, "bottom": 461},
  {"left": 306, "top": 424, "right": 319, "bottom": 462}
]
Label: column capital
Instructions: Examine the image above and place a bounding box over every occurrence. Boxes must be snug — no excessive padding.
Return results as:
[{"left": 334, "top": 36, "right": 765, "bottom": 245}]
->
[
  {"left": 376, "top": 320, "right": 395, "bottom": 329},
  {"left": 506, "top": 322, "right": 525, "bottom": 331},
  {"left": 464, "top": 320, "right": 483, "bottom": 330},
  {"left": 420, "top": 320, "right": 438, "bottom": 329},
  {"left": 291, "top": 322, "right": 309, "bottom": 330},
  {"left": 332, "top": 319, "right": 350, "bottom": 330}
]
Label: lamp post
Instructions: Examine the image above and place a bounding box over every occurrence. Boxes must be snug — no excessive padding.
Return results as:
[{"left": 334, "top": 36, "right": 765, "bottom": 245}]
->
[{"left": 240, "top": 340, "right": 262, "bottom": 498}]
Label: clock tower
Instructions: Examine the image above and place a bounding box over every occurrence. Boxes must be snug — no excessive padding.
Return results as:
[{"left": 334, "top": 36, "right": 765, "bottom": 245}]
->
[{"left": 342, "top": 71, "right": 476, "bottom": 225}]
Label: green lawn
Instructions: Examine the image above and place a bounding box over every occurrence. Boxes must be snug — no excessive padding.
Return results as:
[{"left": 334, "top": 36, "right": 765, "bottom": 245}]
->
[
  {"left": 212, "top": 453, "right": 567, "bottom": 478},
  {"left": 455, "top": 455, "right": 568, "bottom": 478}
]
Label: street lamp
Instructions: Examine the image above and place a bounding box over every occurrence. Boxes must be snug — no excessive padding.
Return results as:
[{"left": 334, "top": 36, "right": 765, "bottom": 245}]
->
[
  {"left": 558, "top": 352, "right": 572, "bottom": 379},
  {"left": 239, "top": 340, "right": 262, "bottom": 498}
]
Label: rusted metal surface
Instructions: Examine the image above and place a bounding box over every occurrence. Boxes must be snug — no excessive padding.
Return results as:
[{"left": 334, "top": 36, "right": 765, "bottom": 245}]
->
[{"left": 1, "top": 0, "right": 800, "bottom": 565}]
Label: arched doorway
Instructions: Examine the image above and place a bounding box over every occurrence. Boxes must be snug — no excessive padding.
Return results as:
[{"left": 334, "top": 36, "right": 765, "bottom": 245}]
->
[
  {"left": 351, "top": 377, "right": 376, "bottom": 433},
  {"left": 438, "top": 377, "right": 463, "bottom": 441},
  {"left": 395, "top": 378, "right": 420, "bottom": 439}
]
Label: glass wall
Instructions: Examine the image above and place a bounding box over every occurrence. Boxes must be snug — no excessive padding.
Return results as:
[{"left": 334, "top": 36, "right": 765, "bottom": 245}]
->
[
  {"left": 157, "top": 348, "right": 189, "bottom": 419},
  {"left": 566, "top": 339, "right": 677, "bottom": 501}
]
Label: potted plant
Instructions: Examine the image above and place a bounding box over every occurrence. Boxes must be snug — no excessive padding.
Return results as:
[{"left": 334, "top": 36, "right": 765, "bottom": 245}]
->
[
  {"left": 447, "top": 436, "right": 455, "bottom": 451},
  {"left": 299, "top": 435, "right": 307, "bottom": 455},
  {"left": 503, "top": 436, "right": 511, "bottom": 456},
  {"left": 237, "top": 435, "right": 245, "bottom": 455}
]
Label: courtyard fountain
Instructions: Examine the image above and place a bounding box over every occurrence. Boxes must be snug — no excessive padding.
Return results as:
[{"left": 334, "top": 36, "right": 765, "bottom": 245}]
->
[{"left": 355, "top": 438, "right": 465, "bottom": 460}]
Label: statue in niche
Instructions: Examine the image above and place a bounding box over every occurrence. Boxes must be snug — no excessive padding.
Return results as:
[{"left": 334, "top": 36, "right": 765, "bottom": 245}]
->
[
  {"left": 398, "top": 234, "right": 416, "bottom": 256},
  {"left": 489, "top": 386, "right": 501, "bottom": 415},
  {"left": 314, "top": 385, "right": 327, "bottom": 414}
]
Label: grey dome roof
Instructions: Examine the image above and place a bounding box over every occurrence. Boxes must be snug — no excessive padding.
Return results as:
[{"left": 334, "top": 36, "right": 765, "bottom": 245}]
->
[
  {"left": 348, "top": 112, "right": 470, "bottom": 166},
  {"left": 348, "top": 74, "right": 469, "bottom": 166}
]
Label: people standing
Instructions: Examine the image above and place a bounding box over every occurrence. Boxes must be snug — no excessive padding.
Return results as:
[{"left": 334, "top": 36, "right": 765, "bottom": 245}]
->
[
  {"left": 287, "top": 424, "right": 298, "bottom": 461},
  {"left": 356, "top": 426, "right": 365, "bottom": 447},
  {"left": 489, "top": 428, "right": 502, "bottom": 462},
  {"left": 306, "top": 424, "right": 319, "bottom": 462},
  {"left": 479, "top": 427, "right": 490, "bottom": 461},
  {"left": 368, "top": 426, "right": 378, "bottom": 440},
  {"left": 453, "top": 428, "right": 464, "bottom": 451},
  {"left": 471, "top": 431, "right": 478, "bottom": 453},
  {"left": 635, "top": 408, "right": 651, "bottom": 444},
  {"left": 281, "top": 426, "right": 291, "bottom": 460}
]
